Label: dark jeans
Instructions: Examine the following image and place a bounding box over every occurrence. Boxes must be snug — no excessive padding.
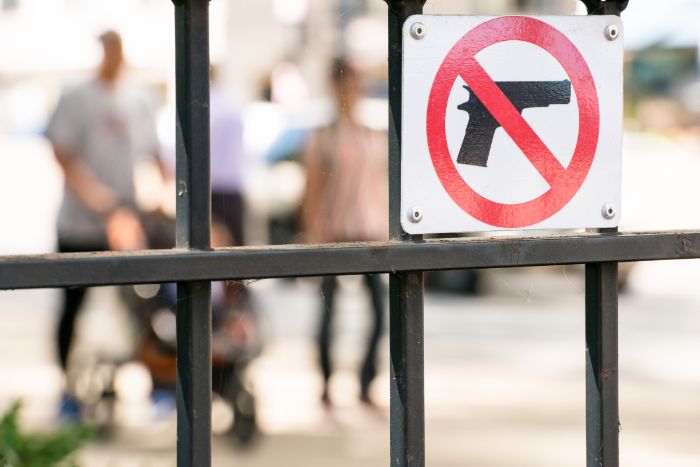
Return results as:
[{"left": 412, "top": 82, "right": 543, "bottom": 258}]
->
[
  {"left": 212, "top": 191, "right": 245, "bottom": 246},
  {"left": 318, "top": 274, "right": 385, "bottom": 399},
  {"left": 56, "top": 239, "right": 109, "bottom": 370}
]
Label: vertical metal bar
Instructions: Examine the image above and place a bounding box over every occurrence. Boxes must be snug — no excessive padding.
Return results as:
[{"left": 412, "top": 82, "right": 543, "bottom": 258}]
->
[
  {"left": 389, "top": 271, "right": 424, "bottom": 466},
  {"left": 583, "top": 0, "right": 624, "bottom": 458},
  {"left": 386, "top": 1, "right": 426, "bottom": 466},
  {"left": 173, "top": 1, "right": 212, "bottom": 466},
  {"left": 585, "top": 260, "right": 619, "bottom": 467},
  {"left": 173, "top": 0, "right": 211, "bottom": 249},
  {"left": 585, "top": 0, "right": 623, "bottom": 462}
]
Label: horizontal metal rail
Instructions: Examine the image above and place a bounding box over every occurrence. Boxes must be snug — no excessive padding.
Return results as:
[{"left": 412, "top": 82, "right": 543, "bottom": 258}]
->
[{"left": 0, "top": 230, "right": 698, "bottom": 290}]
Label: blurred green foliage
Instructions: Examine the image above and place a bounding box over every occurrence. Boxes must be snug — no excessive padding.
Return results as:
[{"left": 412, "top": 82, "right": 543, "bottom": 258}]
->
[{"left": 0, "top": 402, "right": 95, "bottom": 467}]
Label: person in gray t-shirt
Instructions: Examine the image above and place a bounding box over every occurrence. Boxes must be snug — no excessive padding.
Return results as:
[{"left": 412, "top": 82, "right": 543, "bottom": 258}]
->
[
  {"left": 45, "top": 31, "right": 161, "bottom": 400},
  {"left": 46, "top": 31, "right": 160, "bottom": 247}
]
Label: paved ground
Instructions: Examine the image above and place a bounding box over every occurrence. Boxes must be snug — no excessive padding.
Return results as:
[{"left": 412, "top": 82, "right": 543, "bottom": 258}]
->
[
  {"left": 2, "top": 266, "right": 700, "bottom": 466},
  {"left": 1, "top": 134, "right": 700, "bottom": 465}
]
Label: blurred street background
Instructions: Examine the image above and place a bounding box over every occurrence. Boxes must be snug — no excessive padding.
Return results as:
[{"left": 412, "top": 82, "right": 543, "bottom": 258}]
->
[{"left": 2, "top": 0, "right": 700, "bottom": 465}]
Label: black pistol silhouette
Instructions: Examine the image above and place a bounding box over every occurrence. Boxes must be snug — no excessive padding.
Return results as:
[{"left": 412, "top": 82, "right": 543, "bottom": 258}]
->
[{"left": 457, "top": 80, "right": 571, "bottom": 167}]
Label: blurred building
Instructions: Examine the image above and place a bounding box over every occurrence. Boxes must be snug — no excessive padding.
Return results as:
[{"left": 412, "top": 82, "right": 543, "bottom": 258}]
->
[
  {"left": 622, "top": 0, "right": 700, "bottom": 123},
  {"left": 223, "top": 0, "right": 578, "bottom": 101},
  {"left": 0, "top": 0, "right": 178, "bottom": 135},
  {"left": 0, "top": 0, "right": 581, "bottom": 123}
]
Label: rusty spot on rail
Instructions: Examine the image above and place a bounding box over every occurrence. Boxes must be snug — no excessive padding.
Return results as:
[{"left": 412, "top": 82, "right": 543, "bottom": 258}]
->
[
  {"left": 675, "top": 233, "right": 694, "bottom": 258},
  {"left": 502, "top": 240, "right": 521, "bottom": 264}
]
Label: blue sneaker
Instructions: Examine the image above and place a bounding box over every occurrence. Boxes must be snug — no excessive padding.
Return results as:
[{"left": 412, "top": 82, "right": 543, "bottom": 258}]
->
[
  {"left": 58, "top": 394, "right": 82, "bottom": 425},
  {"left": 151, "top": 389, "right": 176, "bottom": 420}
]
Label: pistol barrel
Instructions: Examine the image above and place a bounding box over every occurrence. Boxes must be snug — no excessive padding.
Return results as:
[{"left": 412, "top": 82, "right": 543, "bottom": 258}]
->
[{"left": 456, "top": 79, "right": 572, "bottom": 167}]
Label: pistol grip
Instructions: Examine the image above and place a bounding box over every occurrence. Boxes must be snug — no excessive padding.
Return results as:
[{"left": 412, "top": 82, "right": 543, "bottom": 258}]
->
[{"left": 457, "top": 114, "right": 500, "bottom": 167}]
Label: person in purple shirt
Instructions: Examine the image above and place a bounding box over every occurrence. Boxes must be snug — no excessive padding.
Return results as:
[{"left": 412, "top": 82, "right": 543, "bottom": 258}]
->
[{"left": 210, "top": 66, "right": 246, "bottom": 246}]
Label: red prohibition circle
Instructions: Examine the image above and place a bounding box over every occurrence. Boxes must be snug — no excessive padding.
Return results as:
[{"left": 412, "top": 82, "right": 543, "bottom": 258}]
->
[{"left": 426, "top": 16, "right": 600, "bottom": 228}]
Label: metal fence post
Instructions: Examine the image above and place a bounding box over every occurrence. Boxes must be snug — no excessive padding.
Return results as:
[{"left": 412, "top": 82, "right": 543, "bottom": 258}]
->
[
  {"left": 386, "top": 1, "right": 427, "bottom": 466},
  {"left": 173, "top": 0, "right": 212, "bottom": 465},
  {"left": 585, "top": 259, "right": 619, "bottom": 467},
  {"left": 582, "top": 2, "right": 626, "bottom": 464}
]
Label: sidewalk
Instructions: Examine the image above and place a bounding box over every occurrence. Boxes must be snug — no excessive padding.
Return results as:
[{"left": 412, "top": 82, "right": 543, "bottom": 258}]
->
[{"left": 1, "top": 268, "right": 699, "bottom": 466}]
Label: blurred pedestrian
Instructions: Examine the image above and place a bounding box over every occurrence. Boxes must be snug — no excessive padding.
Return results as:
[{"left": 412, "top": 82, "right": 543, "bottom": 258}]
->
[
  {"left": 301, "top": 58, "right": 388, "bottom": 409},
  {"left": 208, "top": 67, "right": 260, "bottom": 441},
  {"left": 45, "top": 30, "right": 161, "bottom": 419},
  {"left": 210, "top": 65, "right": 247, "bottom": 246}
]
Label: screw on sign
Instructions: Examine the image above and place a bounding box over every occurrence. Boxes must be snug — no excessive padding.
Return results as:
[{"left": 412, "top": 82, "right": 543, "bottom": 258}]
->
[{"left": 401, "top": 15, "right": 623, "bottom": 234}]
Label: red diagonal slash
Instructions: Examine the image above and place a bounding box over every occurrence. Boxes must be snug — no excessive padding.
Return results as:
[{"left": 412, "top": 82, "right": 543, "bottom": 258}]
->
[
  {"left": 426, "top": 16, "right": 600, "bottom": 228},
  {"left": 460, "top": 57, "right": 566, "bottom": 187}
]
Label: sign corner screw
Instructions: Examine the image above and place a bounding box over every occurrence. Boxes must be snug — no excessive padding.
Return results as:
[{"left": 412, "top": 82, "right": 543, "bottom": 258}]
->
[
  {"left": 409, "top": 207, "right": 424, "bottom": 223},
  {"left": 602, "top": 203, "right": 616, "bottom": 219},
  {"left": 410, "top": 22, "right": 426, "bottom": 40},
  {"left": 605, "top": 24, "right": 619, "bottom": 41}
]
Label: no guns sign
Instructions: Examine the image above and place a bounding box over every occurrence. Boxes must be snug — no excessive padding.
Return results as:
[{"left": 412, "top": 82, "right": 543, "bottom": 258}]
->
[{"left": 401, "top": 15, "right": 623, "bottom": 234}]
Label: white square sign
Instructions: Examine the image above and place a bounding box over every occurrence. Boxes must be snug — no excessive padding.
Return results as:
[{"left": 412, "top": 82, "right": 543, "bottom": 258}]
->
[{"left": 401, "top": 15, "right": 623, "bottom": 234}]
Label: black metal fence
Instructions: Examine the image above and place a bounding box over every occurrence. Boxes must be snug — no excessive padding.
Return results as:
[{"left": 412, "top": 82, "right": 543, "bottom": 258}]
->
[{"left": 0, "top": 1, "right": 694, "bottom": 466}]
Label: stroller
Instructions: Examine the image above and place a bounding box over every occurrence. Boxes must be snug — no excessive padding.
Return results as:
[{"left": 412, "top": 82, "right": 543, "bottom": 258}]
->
[
  {"left": 68, "top": 211, "right": 262, "bottom": 445},
  {"left": 127, "top": 280, "right": 261, "bottom": 445}
]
